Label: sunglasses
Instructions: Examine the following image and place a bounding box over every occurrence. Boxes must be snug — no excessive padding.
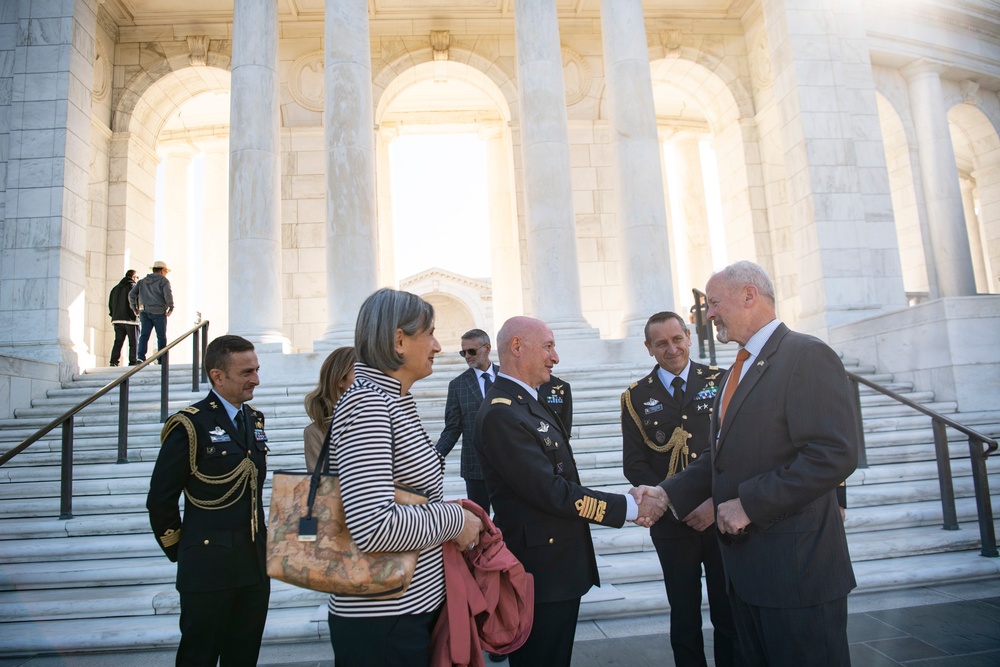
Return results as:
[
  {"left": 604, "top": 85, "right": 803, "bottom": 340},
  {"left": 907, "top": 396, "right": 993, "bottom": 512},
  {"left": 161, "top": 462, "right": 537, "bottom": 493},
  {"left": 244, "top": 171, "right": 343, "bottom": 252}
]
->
[{"left": 459, "top": 344, "right": 486, "bottom": 358}]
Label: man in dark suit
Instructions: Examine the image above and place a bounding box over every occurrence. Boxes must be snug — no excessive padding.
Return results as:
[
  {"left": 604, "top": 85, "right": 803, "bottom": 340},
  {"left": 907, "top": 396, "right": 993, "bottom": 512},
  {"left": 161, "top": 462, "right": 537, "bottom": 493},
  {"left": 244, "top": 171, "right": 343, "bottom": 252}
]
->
[
  {"left": 436, "top": 328, "right": 498, "bottom": 513},
  {"left": 474, "top": 316, "right": 663, "bottom": 667},
  {"left": 635, "top": 261, "right": 857, "bottom": 666},
  {"left": 622, "top": 311, "right": 735, "bottom": 667},
  {"left": 147, "top": 335, "right": 270, "bottom": 666}
]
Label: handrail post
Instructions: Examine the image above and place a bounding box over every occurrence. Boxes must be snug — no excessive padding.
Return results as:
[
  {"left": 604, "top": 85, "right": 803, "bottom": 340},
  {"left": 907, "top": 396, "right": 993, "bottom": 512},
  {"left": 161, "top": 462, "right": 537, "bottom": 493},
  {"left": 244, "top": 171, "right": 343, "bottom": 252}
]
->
[
  {"left": 691, "top": 289, "right": 707, "bottom": 360},
  {"left": 60, "top": 416, "right": 74, "bottom": 519},
  {"left": 160, "top": 351, "right": 170, "bottom": 423},
  {"left": 850, "top": 377, "right": 868, "bottom": 468},
  {"left": 932, "top": 420, "right": 959, "bottom": 530},
  {"left": 117, "top": 379, "right": 129, "bottom": 464},
  {"left": 191, "top": 325, "right": 200, "bottom": 393},
  {"left": 968, "top": 436, "right": 998, "bottom": 557},
  {"left": 201, "top": 322, "right": 210, "bottom": 385}
]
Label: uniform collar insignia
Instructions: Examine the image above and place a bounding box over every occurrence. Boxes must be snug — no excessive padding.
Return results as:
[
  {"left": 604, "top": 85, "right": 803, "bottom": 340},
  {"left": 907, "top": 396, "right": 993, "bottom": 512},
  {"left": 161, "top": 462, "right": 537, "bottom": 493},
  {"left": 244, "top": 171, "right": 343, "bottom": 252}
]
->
[
  {"left": 537, "top": 421, "right": 549, "bottom": 433},
  {"left": 696, "top": 367, "right": 703, "bottom": 376},
  {"left": 209, "top": 426, "right": 226, "bottom": 436},
  {"left": 647, "top": 377, "right": 653, "bottom": 384},
  {"left": 705, "top": 372, "right": 721, "bottom": 381},
  {"left": 696, "top": 403, "right": 710, "bottom": 412},
  {"left": 209, "top": 401, "right": 218, "bottom": 409},
  {"left": 550, "top": 384, "right": 563, "bottom": 392}
]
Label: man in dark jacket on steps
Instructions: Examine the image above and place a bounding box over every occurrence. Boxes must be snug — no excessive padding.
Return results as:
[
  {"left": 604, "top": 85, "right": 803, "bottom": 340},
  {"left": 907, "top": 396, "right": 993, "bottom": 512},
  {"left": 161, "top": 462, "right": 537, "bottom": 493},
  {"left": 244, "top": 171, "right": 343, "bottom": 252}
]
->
[{"left": 108, "top": 269, "right": 138, "bottom": 366}]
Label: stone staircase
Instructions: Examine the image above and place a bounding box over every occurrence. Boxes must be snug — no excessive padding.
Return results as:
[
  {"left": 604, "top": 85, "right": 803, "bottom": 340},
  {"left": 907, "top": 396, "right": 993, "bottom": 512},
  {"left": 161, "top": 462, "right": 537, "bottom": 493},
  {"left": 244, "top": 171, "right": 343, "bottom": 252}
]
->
[{"left": 1, "top": 349, "right": 999, "bottom": 656}]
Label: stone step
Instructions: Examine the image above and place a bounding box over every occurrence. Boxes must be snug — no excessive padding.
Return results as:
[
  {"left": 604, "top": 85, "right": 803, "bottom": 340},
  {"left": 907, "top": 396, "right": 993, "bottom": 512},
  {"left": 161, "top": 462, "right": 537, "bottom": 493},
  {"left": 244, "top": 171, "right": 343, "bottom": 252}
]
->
[{"left": 1, "top": 545, "right": 997, "bottom": 657}]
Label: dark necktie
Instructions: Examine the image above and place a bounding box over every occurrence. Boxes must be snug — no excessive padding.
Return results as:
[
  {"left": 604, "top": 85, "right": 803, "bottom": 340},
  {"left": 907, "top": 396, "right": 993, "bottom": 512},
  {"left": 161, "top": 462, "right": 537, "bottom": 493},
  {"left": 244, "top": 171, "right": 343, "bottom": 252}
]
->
[
  {"left": 482, "top": 371, "right": 493, "bottom": 396},
  {"left": 671, "top": 376, "right": 685, "bottom": 405},
  {"left": 719, "top": 348, "right": 751, "bottom": 426},
  {"left": 235, "top": 409, "right": 246, "bottom": 446}
]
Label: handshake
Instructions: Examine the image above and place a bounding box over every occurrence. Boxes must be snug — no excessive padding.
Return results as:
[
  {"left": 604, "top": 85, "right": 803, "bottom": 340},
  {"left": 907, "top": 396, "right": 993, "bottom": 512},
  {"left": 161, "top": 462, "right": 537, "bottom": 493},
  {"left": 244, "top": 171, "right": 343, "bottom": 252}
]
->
[{"left": 627, "top": 485, "right": 670, "bottom": 528}]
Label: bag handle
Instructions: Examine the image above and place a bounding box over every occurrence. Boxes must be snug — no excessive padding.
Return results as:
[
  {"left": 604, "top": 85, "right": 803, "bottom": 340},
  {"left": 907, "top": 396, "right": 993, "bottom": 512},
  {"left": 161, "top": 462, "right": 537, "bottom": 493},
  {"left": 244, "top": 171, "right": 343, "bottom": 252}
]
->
[{"left": 303, "top": 381, "right": 397, "bottom": 521}]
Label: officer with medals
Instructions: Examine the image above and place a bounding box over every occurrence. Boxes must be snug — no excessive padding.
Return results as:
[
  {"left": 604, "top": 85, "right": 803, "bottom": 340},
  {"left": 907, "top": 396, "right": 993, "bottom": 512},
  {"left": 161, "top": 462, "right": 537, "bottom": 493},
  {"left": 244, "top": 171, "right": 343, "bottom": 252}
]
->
[
  {"left": 147, "top": 335, "right": 269, "bottom": 666},
  {"left": 475, "top": 316, "right": 665, "bottom": 667},
  {"left": 621, "top": 312, "right": 736, "bottom": 667}
]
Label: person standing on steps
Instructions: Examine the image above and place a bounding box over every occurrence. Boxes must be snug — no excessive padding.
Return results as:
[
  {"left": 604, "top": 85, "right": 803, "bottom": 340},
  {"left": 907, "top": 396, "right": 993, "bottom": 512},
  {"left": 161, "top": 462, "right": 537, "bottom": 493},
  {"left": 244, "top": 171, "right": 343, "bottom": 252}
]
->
[
  {"left": 108, "top": 269, "right": 139, "bottom": 367},
  {"left": 129, "top": 260, "right": 174, "bottom": 363}
]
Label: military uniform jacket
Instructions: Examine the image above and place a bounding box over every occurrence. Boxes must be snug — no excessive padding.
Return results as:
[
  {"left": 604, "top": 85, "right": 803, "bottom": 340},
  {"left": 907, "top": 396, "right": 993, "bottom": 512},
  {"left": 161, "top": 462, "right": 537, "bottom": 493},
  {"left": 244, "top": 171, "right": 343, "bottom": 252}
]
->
[
  {"left": 538, "top": 374, "right": 573, "bottom": 434},
  {"left": 435, "top": 363, "right": 499, "bottom": 480},
  {"left": 146, "top": 391, "right": 268, "bottom": 593},
  {"left": 621, "top": 362, "right": 720, "bottom": 539},
  {"left": 474, "top": 376, "right": 626, "bottom": 604}
]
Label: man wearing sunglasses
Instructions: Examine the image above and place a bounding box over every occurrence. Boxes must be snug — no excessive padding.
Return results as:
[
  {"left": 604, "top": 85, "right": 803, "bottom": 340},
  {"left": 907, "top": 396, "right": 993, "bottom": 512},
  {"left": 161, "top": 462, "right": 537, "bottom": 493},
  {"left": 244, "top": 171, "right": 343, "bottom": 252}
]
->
[{"left": 436, "top": 328, "right": 499, "bottom": 514}]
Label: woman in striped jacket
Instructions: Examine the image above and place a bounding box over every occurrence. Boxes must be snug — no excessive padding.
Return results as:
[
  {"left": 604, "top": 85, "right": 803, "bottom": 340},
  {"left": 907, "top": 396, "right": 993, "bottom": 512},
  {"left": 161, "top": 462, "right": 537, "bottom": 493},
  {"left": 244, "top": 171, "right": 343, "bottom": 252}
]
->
[{"left": 327, "top": 288, "right": 483, "bottom": 666}]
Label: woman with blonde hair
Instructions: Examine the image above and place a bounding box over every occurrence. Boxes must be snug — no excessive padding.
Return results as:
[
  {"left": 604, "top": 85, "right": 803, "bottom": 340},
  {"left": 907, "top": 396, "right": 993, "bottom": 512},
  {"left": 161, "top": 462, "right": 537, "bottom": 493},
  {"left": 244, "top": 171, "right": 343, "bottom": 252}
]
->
[
  {"left": 303, "top": 346, "right": 356, "bottom": 472},
  {"left": 325, "top": 287, "right": 482, "bottom": 666}
]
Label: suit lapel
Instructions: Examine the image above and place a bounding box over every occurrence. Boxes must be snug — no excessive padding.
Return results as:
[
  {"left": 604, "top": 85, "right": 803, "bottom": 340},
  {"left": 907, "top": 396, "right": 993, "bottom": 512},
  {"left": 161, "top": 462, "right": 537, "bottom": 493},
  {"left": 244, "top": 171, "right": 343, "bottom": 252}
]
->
[{"left": 716, "top": 324, "right": 789, "bottom": 453}]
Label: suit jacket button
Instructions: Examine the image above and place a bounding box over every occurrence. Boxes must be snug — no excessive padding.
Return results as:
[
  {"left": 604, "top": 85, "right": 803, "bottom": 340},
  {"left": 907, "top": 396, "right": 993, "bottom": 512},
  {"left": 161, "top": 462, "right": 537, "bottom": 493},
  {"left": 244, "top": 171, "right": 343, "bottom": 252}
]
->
[
  {"left": 203, "top": 539, "right": 210, "bottom": 545},
  {"left": 548, "top": 538, "right": 554, "bottom": 544},
  {"left": 221, "top": 450, "right": 227, "bottom": 456},
  {"left": 681, "top": 415, "right": 688, "bottom": 420},
  {"left": 691, "top": 452, "right": 697, "bottom": 459}
]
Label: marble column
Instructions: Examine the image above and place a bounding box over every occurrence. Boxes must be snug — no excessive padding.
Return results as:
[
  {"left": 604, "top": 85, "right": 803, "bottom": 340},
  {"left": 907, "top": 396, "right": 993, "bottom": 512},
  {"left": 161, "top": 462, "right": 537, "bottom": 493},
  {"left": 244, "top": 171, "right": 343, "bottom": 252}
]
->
[
  {"left": 671, "top": 133, "right": 714, "bottom": 313},
  {"left": 229, "top": 0, "right": 287, "bottom": 346},
  {"left": 902, "top": 59, "right": 977, "bottom": 297},
  {"left": 481, "top": 123, "right": 524, "bottom": 327},
  {"left": 960, "top": 176, "right": 988, "bottom": 293},
  {"left": 600, "top": 0, "right": 674, "bottom": 335},
  {"left": 201, "top": 139, "right": 231, "bottom": 336},
  {"left": 375, "top": 125, "right": 398, "bottom": 288},
  {"left": 0, "top": 0, "right": 99, "bottom": 368},
  {"left": 321, "top": 0, "right": 379, "bottom": 347},
  {"left": 514, "top": 0, "right": 594, "bottom": 335},
  {"left": 159, "top": 145, "right": 195, "bottom": 325}
]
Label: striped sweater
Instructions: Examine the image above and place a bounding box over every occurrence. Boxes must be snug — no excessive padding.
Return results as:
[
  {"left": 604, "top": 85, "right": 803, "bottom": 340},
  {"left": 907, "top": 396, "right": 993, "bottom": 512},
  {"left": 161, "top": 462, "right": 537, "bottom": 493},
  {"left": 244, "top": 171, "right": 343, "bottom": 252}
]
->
[{"left": 326, "top": 363, "right": 465, "bottom": 617}]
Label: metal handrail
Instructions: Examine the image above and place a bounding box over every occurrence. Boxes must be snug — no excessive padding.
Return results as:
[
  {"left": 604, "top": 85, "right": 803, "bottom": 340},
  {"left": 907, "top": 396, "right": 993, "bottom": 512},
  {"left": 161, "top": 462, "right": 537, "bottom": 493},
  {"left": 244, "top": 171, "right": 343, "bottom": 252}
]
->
[
  {"left": 847, "top": 370, "right": 998, "bottom": 557},
  {"left": 690, "top": 288, "right": 717, "bottom": 365},
  {"left": 0, "top": 319, "right": 210, "bottom": 519}
]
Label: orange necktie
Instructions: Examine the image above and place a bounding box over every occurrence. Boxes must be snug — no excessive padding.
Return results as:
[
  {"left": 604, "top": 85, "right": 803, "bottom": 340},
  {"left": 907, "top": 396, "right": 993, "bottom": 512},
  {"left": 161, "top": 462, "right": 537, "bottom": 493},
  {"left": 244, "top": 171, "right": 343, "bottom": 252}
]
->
[{"left": 719, "top": 348, "right": 751, "bottom": 426}]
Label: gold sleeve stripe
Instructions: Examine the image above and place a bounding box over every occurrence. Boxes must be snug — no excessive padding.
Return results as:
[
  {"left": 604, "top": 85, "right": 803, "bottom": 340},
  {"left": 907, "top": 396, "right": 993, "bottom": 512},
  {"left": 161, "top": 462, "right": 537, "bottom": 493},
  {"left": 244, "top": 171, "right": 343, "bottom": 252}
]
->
[
  {"left": 576, "top": 495, "right": 601, "bottom": 520},
  {"left": 159, "top": 528, "right": 180, "bottom": 548},
  {"left": 595, "top": 500, "right": 607, "bottom": 523}
]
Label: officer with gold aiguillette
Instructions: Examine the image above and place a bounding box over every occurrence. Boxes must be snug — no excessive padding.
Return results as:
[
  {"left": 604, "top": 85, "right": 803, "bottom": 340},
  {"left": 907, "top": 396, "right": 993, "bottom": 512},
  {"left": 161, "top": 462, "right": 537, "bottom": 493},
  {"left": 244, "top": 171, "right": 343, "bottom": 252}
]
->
[
  {"left": 621, "top": 312, "right": 736, "bottom": 667},
  {"left": 146, "top": 334, "right": 270, "bottom": 666}
]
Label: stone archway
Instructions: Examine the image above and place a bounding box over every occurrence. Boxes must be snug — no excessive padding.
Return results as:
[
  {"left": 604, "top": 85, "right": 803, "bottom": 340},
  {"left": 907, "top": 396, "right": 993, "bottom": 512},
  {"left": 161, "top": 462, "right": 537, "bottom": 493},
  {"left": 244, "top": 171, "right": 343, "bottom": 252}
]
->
[{"left": 373, "top": 55, "right": 523, "bottom": 327}]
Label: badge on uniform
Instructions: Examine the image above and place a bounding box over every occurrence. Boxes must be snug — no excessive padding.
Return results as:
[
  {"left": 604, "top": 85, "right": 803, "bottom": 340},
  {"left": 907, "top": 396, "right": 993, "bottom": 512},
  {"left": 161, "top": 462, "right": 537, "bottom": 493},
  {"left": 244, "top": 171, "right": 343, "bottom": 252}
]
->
[
  {"left": 254, "top": 428, "right": 267, "bottom": 441},
  {"left": 537, "top": 421, "right": 549, "bottom": 433},
  {"left": 556, "top": 462, "right": 565, "bottom": 474},
  {"left": 694, "top": 386, "right": 719, "bottom": 400},
  {"left": 696, "top": 403, "right": 710, "bottom": 412},
  {"left": 643, "top": 397, "right": 663, "bottom": 415},
  {"left": 655, "top": 430, "right": 667, "bottom": 443},
  {"left": 209, "top": 426, "right": 231, "bottom": 442}
]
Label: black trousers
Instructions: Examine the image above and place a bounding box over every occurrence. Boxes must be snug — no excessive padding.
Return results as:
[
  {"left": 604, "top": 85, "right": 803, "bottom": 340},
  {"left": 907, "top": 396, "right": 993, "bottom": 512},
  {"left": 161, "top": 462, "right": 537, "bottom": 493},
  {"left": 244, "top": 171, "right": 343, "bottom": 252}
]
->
[
  {"left": 509, "top": 597, "right": 580, "bottom": 667},
  {"left": 653, "top": 531, "right": 736, "bottom": 667},
  {"left": 177, "top": 579, "right": 270, "bottom": 667},
  {"left": 110, "top": 323, "right": 137, "bottom": 365},
  {"left": 729, "top": 587, "right": 850, "bottom": 666},
  {"left": 464, "top": 477, "right": 491, "bottom": 515},
  {"left": 328, "top": 608, "right": 440, "bottom": 667}
]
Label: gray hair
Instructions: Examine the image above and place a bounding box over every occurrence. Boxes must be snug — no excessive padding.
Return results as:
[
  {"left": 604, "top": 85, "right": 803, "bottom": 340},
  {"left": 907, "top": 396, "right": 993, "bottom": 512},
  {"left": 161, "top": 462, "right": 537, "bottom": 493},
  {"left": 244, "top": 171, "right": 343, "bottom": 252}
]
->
[
  {"left": 718, "top": 261, "right": 776, "bottom": 303},
  {"left": 461, "top": 328, "right": 490, "bottom": 346},
  {"left": 354, "top": 288, "right": 434, "bottom": 371}
]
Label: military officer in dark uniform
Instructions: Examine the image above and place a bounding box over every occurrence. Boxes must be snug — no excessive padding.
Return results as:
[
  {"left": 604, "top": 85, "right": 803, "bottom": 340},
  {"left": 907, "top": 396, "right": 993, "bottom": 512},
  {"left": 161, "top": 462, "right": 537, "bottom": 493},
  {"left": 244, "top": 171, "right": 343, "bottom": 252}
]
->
[
  {"left": 621, "top": 311, "right": 736, "bottom": 667},
  {"left": 147, "top": 334, "right": 270, "bottom": 666},
  {"left": 538, "top": 373, "right": 573, "bottom": 433},
  {"left": 475, "top": 316, "right": 664, "bottom": 667}
]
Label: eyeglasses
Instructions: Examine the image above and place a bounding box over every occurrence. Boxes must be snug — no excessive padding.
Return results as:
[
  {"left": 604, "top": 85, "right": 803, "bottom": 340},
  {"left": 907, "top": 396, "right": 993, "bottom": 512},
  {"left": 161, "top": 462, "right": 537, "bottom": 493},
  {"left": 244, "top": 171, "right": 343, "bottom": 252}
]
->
[{"left": 459, "top": 344, "right": 486, "bottom": 358}]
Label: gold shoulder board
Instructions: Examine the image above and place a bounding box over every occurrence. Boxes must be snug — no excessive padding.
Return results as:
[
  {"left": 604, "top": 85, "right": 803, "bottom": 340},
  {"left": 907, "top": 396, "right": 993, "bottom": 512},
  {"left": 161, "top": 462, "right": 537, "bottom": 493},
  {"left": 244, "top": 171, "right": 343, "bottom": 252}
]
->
[
  {"left": 491, "top": 397, "right": 512, "bottom": 405},
  {"left": 628, "top": 381, "right": 638, "bottom": 389},
  {"left": 181, "top": 406, "right": 199, "bottom": 414}
]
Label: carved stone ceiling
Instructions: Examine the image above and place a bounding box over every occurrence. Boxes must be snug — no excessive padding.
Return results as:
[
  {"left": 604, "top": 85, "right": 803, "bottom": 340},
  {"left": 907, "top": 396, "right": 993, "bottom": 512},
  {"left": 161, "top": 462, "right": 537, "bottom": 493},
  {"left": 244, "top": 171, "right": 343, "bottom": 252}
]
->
[{"left": 103, "top": 0, "right": 750, "bottom": 25}]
